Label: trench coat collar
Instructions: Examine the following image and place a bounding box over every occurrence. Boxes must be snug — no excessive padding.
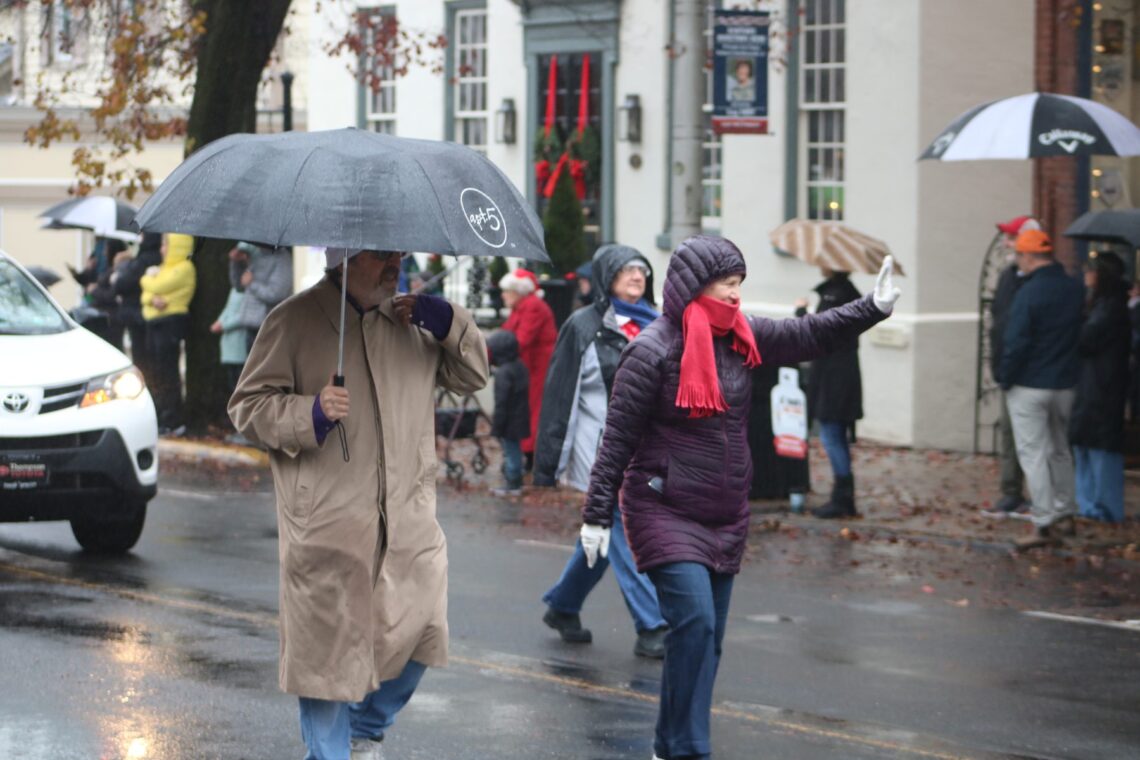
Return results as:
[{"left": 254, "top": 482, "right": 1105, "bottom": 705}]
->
[{"left": 313, "top": 277, "right": 398, "bottom": 335}]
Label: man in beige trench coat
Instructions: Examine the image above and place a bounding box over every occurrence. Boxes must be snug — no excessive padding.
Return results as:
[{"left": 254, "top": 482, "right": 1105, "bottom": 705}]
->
[{"left": 229, "top": 247, "right": 488, "bottom": 760}]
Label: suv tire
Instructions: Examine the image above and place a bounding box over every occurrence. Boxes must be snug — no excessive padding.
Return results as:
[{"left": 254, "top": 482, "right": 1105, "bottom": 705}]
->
[{"left": 70, "top": 500, "right": 148, "bottom": 554}]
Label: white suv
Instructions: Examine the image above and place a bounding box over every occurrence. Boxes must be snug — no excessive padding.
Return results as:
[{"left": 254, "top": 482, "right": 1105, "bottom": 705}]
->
[{"left": 0, "top": 250, "right": 158, "bottom": 553}]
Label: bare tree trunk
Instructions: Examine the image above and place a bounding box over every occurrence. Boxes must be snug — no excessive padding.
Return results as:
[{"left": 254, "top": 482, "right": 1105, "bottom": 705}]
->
[{"left": 182, "top": 0, "right": 291, "bottom": 432}]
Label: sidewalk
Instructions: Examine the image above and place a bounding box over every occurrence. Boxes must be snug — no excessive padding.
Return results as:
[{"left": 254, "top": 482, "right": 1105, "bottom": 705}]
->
[{"left": 158, "top": 434, "right": 1140, "bottom": 559}]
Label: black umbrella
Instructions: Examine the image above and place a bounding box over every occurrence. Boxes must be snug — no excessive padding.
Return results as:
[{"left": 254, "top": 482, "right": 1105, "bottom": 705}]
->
[
  {"left": 134, "top": 128, "right": 549, "bottom": 460},
  {"left": 26, "top": 265, "right": 62, "bottom": 288},
  {"left": 133, "top": 128, "right": 548, "bottom": 258},
  {"left": 1064, "top": 209, "right": 1140, "bottom": 248}
]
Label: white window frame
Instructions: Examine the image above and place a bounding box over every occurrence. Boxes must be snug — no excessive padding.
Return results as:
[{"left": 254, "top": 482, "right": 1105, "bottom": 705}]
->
[
  {"left": 41, "top": 1, "right": 79, "bottom": 68},
  {"left": 361, "top": 9, "right": 397, "bottom": 134},
  {"left": 799, "top": 0, "right": 846, "bottom": 221},
  {"left": 452, "top": 8, "right": 488, "bottom": 154}
]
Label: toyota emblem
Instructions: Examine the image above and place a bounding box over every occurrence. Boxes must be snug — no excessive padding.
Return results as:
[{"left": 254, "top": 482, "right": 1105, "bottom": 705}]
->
[{"left": 2, "top": 392, "right": 30, "bottom": 413}]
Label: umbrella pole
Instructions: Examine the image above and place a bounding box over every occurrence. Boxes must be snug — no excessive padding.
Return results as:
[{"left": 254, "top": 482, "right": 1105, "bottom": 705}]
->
[{"left": 334, "top": 255, "right": 350, "bottom": 462}]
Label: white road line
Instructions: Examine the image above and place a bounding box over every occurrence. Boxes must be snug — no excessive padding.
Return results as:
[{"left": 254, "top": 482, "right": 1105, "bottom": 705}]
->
[
  {"left": 513, "top": 539, "right": 575, "bottom": 553},
  {"left": 1024, "top": 610, "right": 1140, "bottom": 632}
]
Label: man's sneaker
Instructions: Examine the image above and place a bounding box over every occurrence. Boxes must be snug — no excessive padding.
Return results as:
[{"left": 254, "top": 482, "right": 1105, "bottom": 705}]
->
[
  {"left": 982, "top": 495, "right": 1028, "bottom": 519},
  {"left": 542, "top": 608, "right": 592, "bottom": 643},
  {"left": 1013, "top": 526, "right": 1062, "bottom": 551},
  {"left": 490, "top": 486, "right": 523, "bottom": 497},
  {"left": 350, "top": 737, "right": 384, "bottom": 760},
  {"left": 634, "top": 626, "right": 667, "bottom": 659}
]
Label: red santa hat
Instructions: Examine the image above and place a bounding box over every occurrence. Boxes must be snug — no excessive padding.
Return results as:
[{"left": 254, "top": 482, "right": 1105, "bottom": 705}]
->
[{"left": 498, "top": 268, "right": 540, "bottom": 296}]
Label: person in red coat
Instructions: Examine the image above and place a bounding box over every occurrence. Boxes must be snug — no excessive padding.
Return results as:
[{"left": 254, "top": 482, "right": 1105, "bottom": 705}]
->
[{"left": 500, "top": 268, "right": 557, "bottom": 464}]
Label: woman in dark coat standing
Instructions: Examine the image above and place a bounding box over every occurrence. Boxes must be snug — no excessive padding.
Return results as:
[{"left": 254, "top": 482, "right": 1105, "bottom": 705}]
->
[
  {"left": 799, "top": 269, "right": 864, "bottom": 519},
  {"left": 582, "top": 236, "right": 898, "bottom": 760},
  {"left": 1070, "top": 251, "right": 1131, "bottom": 523}
]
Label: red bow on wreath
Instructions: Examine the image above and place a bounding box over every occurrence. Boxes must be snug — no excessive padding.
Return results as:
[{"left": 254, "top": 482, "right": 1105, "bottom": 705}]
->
[{"left": 542, "top": 153, "right": 586, "bottom": 200}]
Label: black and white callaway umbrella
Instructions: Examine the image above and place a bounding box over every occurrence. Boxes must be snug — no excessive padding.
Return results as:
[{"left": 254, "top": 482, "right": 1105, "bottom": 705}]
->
[
  {"left": 920, "top": 92, "right": 1140, "bottom": 160},
  {"left": 39, "top": 196, "right": 140, "bottom": 242}
]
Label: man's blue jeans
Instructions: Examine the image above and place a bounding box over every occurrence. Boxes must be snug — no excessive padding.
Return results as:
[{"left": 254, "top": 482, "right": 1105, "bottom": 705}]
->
[
  {"left": 647, "top": 562, "right": 734, "bottom": 760},
  {"left": 542, "top": 506, "right": 666, "bottom": 633},
  {"left": 818, "top": 420, "right": 852, "bottom": 478},
  {"left": 298, "top": 660, "right": 427, "bottom": 760},
  {"left": 1074, "top": 445, "right": 1124, "bottom": 523}
]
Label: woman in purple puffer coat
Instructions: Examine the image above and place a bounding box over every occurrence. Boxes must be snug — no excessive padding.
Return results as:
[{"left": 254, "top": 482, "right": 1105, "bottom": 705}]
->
[{"left": 582, "top": 235, "right": 899, "bottom": 760}]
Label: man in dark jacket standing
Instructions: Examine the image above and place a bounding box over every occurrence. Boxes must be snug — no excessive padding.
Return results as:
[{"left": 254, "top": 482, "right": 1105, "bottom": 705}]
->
[
  {"left": 987, "top": 215, "right": 1039, "bottom": 516},
  {"left": 999, "top": 230, "right": 1084, "bottom": 549},
  {"left": 534, "top": 244, "right": 668, "bottom": 658},
  {"left": 487, "top": 330, "right": 529, "bottom": 496}
]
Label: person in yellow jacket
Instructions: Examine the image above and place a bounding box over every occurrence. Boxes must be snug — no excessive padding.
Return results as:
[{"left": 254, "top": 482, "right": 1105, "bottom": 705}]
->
[{"left": 140, "top": 233, "right": 196, "bottom": 435}]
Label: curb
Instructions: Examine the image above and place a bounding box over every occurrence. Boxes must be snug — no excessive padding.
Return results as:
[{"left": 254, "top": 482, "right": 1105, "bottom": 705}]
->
[{"left": 158, "top": 438, "right": 269, "bottom": 468}]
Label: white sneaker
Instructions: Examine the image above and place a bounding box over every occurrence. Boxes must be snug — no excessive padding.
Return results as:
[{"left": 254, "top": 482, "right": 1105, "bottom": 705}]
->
[{"left": 350, "top": 737, "right": 384, "bottom": 760}]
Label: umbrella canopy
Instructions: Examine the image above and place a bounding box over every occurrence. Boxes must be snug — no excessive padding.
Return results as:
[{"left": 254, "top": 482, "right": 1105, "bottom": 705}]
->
[
  {"left": 919, "top": 93, "right": 1140, "bottom": 161},
  {"left": 25, "top": 265, "right": 61, "bottom": 288},
  {"left": 1064, "top": 209, "right": 1140, "bottom": 248},
  {"left": 133, "top": 128, "right": 549, "bottom": 263},
  {"left": 39, "top": 196, "right": 140, "bottom": 242},
  {"left": 769, "top": 219, "right": 904, "bottom": 276}
]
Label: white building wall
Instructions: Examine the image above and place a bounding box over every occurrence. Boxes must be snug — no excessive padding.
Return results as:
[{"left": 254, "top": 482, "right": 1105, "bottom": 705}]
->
[
  {"left": 911, "top": 0, "right": 1035, "bottom": 450},
  {"left": 484, "top": 0, "right": 528, "bottom": 197},
  {"left": 614, "top": 0, "right": 669, "bottom": 266},
  {"left": 843, "top": 0, "right": 921, "bottom": 445},
  {"left": 294, "top": 0, "right": 1037, "bottom": 451}
]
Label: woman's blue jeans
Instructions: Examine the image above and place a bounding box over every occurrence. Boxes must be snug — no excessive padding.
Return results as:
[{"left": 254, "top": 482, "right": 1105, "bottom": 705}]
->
[
  {"left": 647, "top": 562, "right": 734, "bottom": 760},
  {"left": 818, "top": 420, "right": 852, "bottom": 478},
  {"left": 542, "top": 505, "right": 666, "bottom": 633},
  {"left": 1074, "top": 445, "right": 1124, "bottom": 523},
  {"left": 298, "top": 660, "right": 427, "bottom": 760}
]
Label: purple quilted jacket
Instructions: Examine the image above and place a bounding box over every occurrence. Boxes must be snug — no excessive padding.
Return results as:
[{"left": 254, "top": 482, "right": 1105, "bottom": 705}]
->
[{"left": 583, "top": 235, "right": 886, "bottom": 574}]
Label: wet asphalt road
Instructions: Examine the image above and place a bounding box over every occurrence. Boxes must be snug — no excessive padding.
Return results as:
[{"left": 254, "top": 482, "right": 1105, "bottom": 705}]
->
[{"left": 0, "top": 483, "right": 1137, "bottom": 760}]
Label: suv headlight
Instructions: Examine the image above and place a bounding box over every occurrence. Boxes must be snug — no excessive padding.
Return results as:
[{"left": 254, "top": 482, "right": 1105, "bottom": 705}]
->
[{"left": 80, "top": 367, "right": 147, "bottom": 408}]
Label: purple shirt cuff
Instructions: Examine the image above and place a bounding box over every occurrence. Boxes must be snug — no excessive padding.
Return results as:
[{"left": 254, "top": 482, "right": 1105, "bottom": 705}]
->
[
  {"left": 411, "top": 294, "right": 454, "bottom": 341},
  {"left": 312, "top": 396, "right": 336, "bottom": 445}
]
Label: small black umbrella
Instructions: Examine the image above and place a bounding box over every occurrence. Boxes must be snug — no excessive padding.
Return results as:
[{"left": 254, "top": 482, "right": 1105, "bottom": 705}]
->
[
  {"left": 134, "top": 128, "right": 549, "bottom": 460},
  {"left": 1064, "top": 209, "right": 1140, "bottom": 249},
  {"left": 26, "top": 265, "right": 62, "bottom": 288}
]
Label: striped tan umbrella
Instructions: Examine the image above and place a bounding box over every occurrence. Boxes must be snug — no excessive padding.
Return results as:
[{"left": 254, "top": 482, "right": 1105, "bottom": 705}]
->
[{"left": 769, "top": 219, "right": 904, "bottom": 276}]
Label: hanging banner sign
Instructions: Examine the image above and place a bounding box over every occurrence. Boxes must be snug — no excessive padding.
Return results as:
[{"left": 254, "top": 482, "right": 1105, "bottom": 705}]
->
[
  {"left": 771, "top": 367, "right": 807, "bottom": 459},
  {"left": 712, "top": 9, "right": 770, "bottom": 135}
]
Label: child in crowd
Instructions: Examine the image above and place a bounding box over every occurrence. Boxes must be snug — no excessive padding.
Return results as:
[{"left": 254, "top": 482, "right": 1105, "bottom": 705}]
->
[{"left": 486, "top": 330, "right": 530, "bottom": 496}]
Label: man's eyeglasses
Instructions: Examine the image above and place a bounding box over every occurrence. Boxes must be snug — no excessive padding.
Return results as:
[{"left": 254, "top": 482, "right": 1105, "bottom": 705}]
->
[{"left": 619, "top": 263, "right": 650, "bottom": 277}]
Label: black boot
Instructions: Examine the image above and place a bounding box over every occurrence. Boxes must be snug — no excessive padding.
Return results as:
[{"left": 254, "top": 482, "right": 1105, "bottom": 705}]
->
[
  {"left": 812, "top": 475, "right": 856, "bottom": 519},
  {"left": 543, "top": 608, "right": 592, "bottom": 643}
]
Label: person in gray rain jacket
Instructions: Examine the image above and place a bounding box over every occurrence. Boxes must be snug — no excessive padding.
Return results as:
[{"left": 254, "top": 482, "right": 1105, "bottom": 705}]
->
[
  {"left": 230, "top": 241, "right": 294, "bottom": 350},
  {"left": 533, "top": 244, "right": 668, "bottom": 658}
]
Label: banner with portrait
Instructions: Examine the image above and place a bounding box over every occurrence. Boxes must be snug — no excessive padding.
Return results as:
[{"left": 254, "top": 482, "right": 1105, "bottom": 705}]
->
[{"left": 712, "top": 9, "right": 770, "bottom": 135}]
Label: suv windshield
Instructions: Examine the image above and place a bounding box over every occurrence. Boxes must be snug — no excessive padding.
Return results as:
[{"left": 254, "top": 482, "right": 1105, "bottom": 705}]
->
[{"left": 0, "top": 258, "right": 70, "bottom": 335}]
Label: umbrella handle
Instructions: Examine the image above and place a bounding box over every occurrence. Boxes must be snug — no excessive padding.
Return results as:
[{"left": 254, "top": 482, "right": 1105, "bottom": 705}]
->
[{"left": 332, "top": 375, "right": 349, "bottom": 462}]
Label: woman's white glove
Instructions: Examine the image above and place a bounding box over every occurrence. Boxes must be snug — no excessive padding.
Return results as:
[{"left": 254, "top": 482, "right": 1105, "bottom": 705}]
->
[
  {"left": 873, "top": 256, "right": 902, "bottom": 314},
  {"left": 580, "top": 524, "right": 611, "bottom": 569}
]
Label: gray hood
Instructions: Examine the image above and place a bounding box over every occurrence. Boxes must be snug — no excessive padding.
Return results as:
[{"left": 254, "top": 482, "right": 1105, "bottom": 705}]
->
[{"left": 590, "top": 243, "right": 656, "bottom": 314}]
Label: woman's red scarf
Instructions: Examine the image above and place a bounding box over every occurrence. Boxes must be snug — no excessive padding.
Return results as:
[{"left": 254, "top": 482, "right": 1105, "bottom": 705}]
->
[{"left": 675, "top": 296, "right": 761, "bottom": 418}]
